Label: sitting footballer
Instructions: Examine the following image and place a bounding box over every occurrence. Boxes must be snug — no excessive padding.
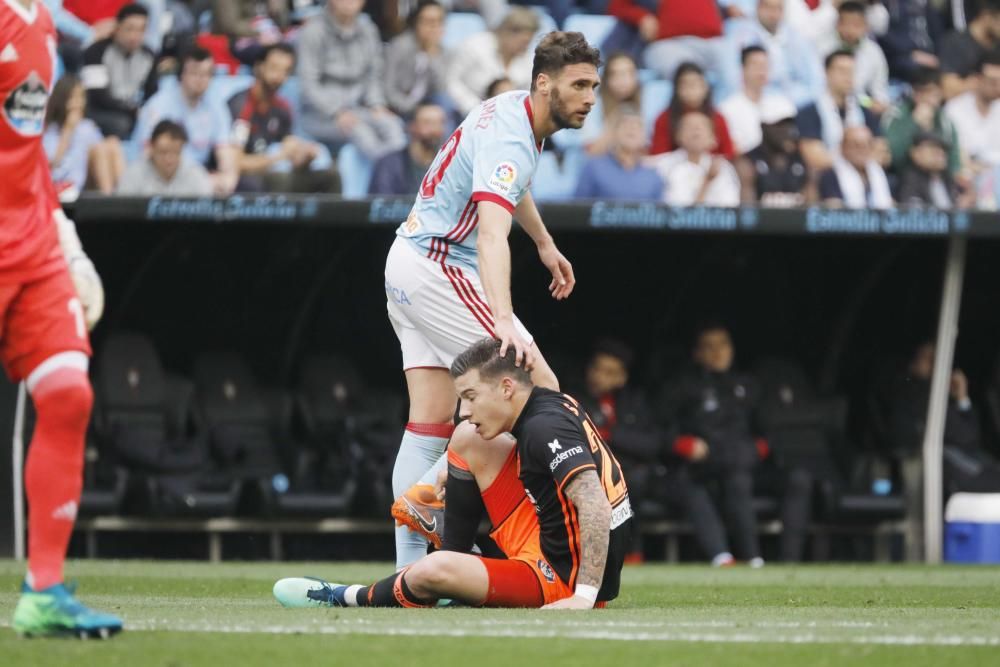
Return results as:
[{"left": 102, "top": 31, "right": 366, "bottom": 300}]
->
[{"left": 273, "top": 337, "right": 634, "bottom": 609}]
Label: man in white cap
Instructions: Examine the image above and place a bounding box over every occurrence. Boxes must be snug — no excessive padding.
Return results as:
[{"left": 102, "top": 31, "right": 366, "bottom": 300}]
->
[{"left": 735, "top": 97, "right": 809, "bottom": 206}]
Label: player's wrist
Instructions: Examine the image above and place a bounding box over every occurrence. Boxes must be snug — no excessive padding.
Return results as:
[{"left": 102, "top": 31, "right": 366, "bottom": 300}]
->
[{"left": 574, "top": 584, "right": 598, "bottom": 605}]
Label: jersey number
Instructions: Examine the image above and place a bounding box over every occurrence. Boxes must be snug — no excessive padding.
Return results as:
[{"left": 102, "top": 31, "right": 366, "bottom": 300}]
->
[
  {"left": 419, "top": 128, "right": 462, "bottom": 199},
  {"left": 582, "top": 418, "right": 628, "bottom": 507}
]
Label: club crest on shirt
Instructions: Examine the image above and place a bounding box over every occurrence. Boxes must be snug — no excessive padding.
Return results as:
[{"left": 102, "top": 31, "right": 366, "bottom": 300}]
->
[
  {"left": 537, "top": 559, "right": 555, "bottom": 583},
  {"left": 488, "top": 161, "right": 517, "bottom": 194},
  {"left": 3, "top": 71, "right": 47, "bottom": 136}
]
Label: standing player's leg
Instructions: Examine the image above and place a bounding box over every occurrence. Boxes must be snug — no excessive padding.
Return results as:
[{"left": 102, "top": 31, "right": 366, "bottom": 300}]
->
[{"left": 7, "top": 270, "right": 122, "bottom": 638}]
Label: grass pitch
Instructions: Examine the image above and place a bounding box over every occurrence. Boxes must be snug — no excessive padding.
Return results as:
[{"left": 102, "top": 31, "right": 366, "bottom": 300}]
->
[{"left": 1, "top": 560, "right": 998, "bottom": 666}]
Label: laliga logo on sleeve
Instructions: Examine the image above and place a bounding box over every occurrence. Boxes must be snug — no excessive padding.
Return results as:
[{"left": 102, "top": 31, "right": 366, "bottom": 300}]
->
[{"left": 488, "top": 161, "right": 517, "bottom": 194}]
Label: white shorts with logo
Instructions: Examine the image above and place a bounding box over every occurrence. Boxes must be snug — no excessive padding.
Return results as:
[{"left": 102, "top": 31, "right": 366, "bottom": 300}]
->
[{"left": 385, "top": 236, "right": 533, "bottom": 370}]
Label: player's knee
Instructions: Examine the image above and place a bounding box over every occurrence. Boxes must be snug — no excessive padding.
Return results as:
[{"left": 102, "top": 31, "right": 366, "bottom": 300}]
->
[
  {"left": 449, "top": 421, "right": 480, "bottom": 458},
  {"left": 408, "top": 551, "right": 460, "bottom": 593},
  {"left": 30, "top": 369, "right": 93, "bottom": 431}
]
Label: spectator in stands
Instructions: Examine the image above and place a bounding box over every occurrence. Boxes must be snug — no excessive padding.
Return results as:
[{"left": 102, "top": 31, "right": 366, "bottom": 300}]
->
[
  {"left": 896, "top": 131, "right": 971, "bottom": 207},
  {"left": 937, "top": 0, "right": 1000, "bottom": 99},
  {"left": 719, "top": 46, "right": 796, "bottom": 156},
  {"left": 796, "top": 50, "right": 883, "bottom": 172},
  {"left": 486, "top": 77, "right": 515, "bottom": 98},
  {"left": 446, "top": 7, "right": 538, "bottom": 116},
  {"left": 44, "top": 0, "right": 115, "bottom": 73},
  {"left": 657, "top": 323, "right": 766, "bottom": 567},
  {"left": 578, "top": 52, "right": 642, "bottom": 156},
  {"left": 648, "top": 111, "right": 740, "bottom": 207},
  {"left": 889, "top": 341, "right": 1000, "bottom": 493},
  {"left": 725, "top": 0, "right": 823, "bottom": 108},
  {"left": 384, "top": 1, "right": 449, "bottom": 118},
  {"left": 574, "top": 107, "right": 664, "bottom": 200},
  {"left": 878, "top": 0, "right": 944, "bottom": 81},
  {"left": 606, "top": 0, "right": 726, "bottom": 82},
  {"left": 63, "top": 0, "right": 129, "bottom": 31},
  {"left": 735, "top": 99, "right": 810, "bottom": 206},
  {"left": 298, "top": 0, "right": 407, "bottom": 160},
  {"left": 211, "top": 0, "right": 290, "bottom": 66},
  {"left": 368, "top": 102, "right": 448, "bottom": 195},
  {"left": 775, "top": 0, "right": 891, "bottom": 46},
  {"left": 883, "top": 66, "right": 962, "bottom": 178},
  {"left": 816, "top": 1, "right": 890, "bottom": 112},
  {"left": 81, "top": 3, "right": 158, "bottom": 139},
  {"left": 229, "top": 44, "right": 340, "bottom": 194},
  {"left": 650, "top": 62, "right": 734, "bottom": 159},
  {"left": 440, "top": 0, "right": 509, "bottom": 29},
  {"left": 817, "top": 126, "right": 893, "bottom": 208},
  {"left": 44, "top": 75, "right": 125, "bottom": 198},
  {"left": 945, "top": 52, "right": 1000, "bottom": 167},
  {"left": 117, "top": 119, "right": 213, "bottom": 195},
  {"left": 133, "top": 47, "right": 240, "bottom": 195},
  {"left": 575, "top": 338, "right": 663, "bottom": 562}
]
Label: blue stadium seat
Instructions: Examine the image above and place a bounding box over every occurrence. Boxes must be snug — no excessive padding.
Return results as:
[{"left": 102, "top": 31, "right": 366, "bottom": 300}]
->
[
  {"left": 208, "top": 74, "right": 255, "bottom": 105},
  {"left": 641, "top": 80, "right": 671, "bottom": 131},
  {"left": 337, "top": 144, "right": 373, "bottom": 198},
  {"left": 564, "top": 14, "right": 616, "bottom": 51},
  {"left": 443, "top": 12, "right": 487, "bottom": 50},
  {"left": 531, "top": 147, "right": 586, "bottom": 201}
]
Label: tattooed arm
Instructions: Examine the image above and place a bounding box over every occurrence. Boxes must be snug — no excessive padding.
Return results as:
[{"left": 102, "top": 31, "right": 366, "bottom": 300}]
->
[{"left": 542, "top": 469, "right": 611, "bottom": 610}]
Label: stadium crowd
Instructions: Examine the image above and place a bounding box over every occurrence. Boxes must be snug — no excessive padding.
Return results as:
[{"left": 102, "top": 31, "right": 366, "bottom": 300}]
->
[{"left": 41, "top": 0, "right": 1000, "bottom": 207}]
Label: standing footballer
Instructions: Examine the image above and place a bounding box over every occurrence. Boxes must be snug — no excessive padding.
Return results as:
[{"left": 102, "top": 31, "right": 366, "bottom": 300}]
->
[
  {"left": 2, "top": 0, "right": 121, "bottom": 638},
  {"left": 384, "top": 31, "right": 601, "bottom": 569}
]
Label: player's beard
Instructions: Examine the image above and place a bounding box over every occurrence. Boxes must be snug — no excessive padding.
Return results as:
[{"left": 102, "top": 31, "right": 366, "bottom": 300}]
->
[{"left": 549, "top": 87, "right": 583, "bottom": 130}]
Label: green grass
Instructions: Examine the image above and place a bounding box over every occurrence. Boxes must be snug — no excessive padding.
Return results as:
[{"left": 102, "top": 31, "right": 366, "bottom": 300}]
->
[{"left": 2, "top": 560, "right": 999, "bottom": 666}]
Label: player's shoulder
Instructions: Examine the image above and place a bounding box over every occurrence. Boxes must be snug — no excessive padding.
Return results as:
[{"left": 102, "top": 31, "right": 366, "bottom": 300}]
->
[{"left": 518, "top": 388, "right": 585, "bottom": 439}]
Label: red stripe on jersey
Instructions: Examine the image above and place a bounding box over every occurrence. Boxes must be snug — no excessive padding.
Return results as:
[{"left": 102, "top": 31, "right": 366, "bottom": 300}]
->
[
  {"left": 441, "top": 262, "right": 495, "bottom": 337},
  {"left": 450, "top": 265, "right": 495, "bottom": 330},
  {"left": 454, "top": 267, "right": 495, "bottom": 324},
  {"left": 471, "top": 191, "right": 515, "bottom": 214}
]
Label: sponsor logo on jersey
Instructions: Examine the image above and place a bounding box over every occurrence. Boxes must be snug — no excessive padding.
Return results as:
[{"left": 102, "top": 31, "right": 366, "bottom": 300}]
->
[
  {"left": 3, "top": 71, "right": 47, "bottom": 136},
  {"left": 487, "top": 161, "right": 517, "bottom": 194},
  {"left": 610, "top": 496, "right": 633, "bottom": 530},
  {"left": 548, "top": 439, "right": 561, "bottom": 453},
  {"left": 549, "top": 445, "right": 584, "bottom": 472},
  {"left": 536, "top": 559, "right": 555, "bottom": 583}
]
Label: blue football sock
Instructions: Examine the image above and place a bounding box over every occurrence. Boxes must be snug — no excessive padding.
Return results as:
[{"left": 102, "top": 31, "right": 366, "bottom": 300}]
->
[{"left": 392, "top": 424, "right": 451, "bottom": 569}]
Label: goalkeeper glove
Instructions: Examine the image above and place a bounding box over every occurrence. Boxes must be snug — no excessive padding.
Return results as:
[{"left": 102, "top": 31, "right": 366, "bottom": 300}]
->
[{"left": 54, "top": 208, "right": 104, "bottom": 331}]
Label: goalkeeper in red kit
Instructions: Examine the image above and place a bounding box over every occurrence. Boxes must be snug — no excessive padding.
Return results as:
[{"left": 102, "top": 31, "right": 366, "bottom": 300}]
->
[{"left": 3, "top": 0, "right": 122, "bottom": 638}]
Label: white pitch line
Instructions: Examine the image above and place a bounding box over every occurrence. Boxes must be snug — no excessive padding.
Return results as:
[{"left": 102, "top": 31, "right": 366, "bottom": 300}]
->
[{"left": 20, "top": 619, "right": 989, "bottom": 647}]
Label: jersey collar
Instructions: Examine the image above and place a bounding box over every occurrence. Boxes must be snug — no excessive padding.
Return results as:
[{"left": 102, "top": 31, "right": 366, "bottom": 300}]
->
[
  {"left": 510, "top": 385, "right": 542, "bottom": 439},
  {"left": 523, "top": 96, "right": 544, "bottom": 153},
  {"left": 4, "top": 0, "right": 38, "bottom": 23}
]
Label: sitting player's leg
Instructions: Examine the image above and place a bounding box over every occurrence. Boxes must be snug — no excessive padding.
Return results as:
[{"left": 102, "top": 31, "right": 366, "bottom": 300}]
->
[{"left": 7, "top": 271, "right": 122, "bottom": 637}]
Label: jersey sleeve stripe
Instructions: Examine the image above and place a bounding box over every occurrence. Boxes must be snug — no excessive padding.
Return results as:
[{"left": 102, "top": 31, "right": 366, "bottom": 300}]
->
[
  {"left": 556, "top": 463, "right": 597, "bottom": 494},
  {"left": 455, "top": 212, "right": 479, "bottom": 244},
  {"left": 471, "top": 191, "right": 515, "bottom": 213}
]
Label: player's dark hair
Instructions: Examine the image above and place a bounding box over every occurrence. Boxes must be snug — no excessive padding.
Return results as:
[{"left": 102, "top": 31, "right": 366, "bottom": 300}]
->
[
  {"left": 530, "top": 31, "right": 601, "bottom": 92},
  {"left": 741, "top": 45, "right": 767, "bottom": 66},
  {"left": 837, "top": 1, "right": 867, "bottom": 17},
  {"left": 909, "top": 65, "right": 942, "bottom": 88},
  {"left": 450, "top": 338, "right": 532, "bottom": 385},
  {"left": 590, "top": 338, "right": 634, "bottom": 369},
  {"left": 180, "top": 45, "right": 213, "bottom": 71},
  {"left": 692, "top": 320, "right": 731, "bottom": 347},
  {"left": 824, "top": 48, "right": 854, "bottom": 70},
  {"left": 151, "top": 119, "right": 188, "bottom": 144},
  {"left": 667, "top": 62, "right": 715, "bottom": 146},
  {"left": 45, "top": 75, "right": 82, "bottom": 128},
  {"left": 978, "top": 51, "right": 1000, "bottom": 73},
  {"left": 116, "top": 3, "right": 149, "bottom": 23},
  {"left": 407, "top": 0, "right": 444, "bottom": 29},
  {"left": 257, "top": 43, "right": 296, "bottom": 66}
]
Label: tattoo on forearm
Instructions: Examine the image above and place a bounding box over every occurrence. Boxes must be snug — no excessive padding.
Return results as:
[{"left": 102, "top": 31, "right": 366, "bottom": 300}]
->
[{"left": 564, "top": 470, "right": 612, "bottom": 590}]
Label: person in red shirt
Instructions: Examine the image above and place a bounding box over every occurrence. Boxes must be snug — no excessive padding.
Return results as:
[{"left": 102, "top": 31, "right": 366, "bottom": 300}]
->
[
  {"left": 607, "top": 0, "right": 726, "bottom": 81},
  {"left": 650, "top": 62, "right": 735, "bottom": 158},
  {"left": 2, "top": 0, "right": 120, "bottom": 638}
]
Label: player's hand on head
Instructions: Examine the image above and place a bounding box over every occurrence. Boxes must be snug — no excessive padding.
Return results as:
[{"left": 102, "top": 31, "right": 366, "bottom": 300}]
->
[
  {"left": 541, "top": 595, "right": 594, "bottom": 610},
  {"left": 495, "top": 320, "right": 535, "bottom": 370},
  {"left": 537, "top": 243, "right": 575, "bottom": 301}
]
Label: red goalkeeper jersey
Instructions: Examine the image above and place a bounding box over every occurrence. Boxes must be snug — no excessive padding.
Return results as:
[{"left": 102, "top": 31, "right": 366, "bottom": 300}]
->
[{"left": 0, "top": 0, "right": 63, "bottom": 280}]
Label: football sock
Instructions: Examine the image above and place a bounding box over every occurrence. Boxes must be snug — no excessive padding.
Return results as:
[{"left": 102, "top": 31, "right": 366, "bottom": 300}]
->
[
  {"left": 356, "top": 570, "right": 435, "bottom": 608},
  {"left": 392, "top": 423, "right": 453, "bottom": 570},
  {"left": 440, "top": 451, "right": 486, "bottom": 553},
  {"left": 24, "top": 366, "right": 93, "bottom": 590}
]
